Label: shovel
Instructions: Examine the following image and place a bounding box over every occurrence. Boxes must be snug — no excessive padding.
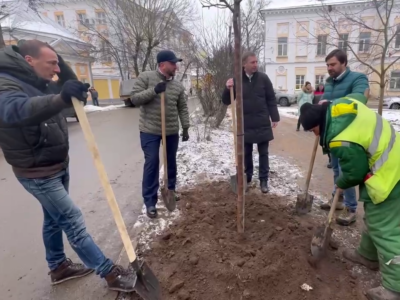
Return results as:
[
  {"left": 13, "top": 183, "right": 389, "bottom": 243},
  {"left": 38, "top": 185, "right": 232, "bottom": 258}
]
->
[
  {"left": 295, "top": 135, "right": 319, "bottom": 215},
  {"left": 310, "top": 191, "right": 340, "bottom": 262},
  {"left": 160, "top": 92, "right": 176, "bottom": 211},
  {"left": 72, "top": 98, "right": 162, "bottom": 300},
  {"left": 229, "top": 87, "right": 247, "bottom": 194}
]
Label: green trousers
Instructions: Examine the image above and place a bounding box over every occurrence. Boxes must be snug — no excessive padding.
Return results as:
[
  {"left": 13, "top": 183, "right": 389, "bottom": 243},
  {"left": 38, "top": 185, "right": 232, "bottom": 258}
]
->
[{"left": 358, "top": 198, "right": 400, "bottom": 292}]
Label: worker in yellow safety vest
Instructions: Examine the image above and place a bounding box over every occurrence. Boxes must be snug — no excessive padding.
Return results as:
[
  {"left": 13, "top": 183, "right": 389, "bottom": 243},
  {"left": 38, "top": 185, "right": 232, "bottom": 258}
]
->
[{"left": 300, "top": 93, "right": 400, "bottom": 300}]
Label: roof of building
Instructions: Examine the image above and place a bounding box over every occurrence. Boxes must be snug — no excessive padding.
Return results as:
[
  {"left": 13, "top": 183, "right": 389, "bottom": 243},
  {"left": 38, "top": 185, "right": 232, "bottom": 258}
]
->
[
  {"left": 0, "top": 2, "right": 86, "bottom": 44},
  {"left": 263, "top": 0, "right": 369, "bottom": 11}
]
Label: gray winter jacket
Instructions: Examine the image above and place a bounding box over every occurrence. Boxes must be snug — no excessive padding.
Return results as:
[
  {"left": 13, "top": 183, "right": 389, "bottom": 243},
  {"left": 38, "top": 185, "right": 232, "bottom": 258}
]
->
[{"left": 130, "top": 70, "right": 190, "bottom": 135}]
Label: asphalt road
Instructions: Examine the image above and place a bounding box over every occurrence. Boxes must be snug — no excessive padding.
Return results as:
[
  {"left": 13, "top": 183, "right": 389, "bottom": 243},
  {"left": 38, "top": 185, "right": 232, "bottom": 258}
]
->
[{"left": 0, "top": 98, "right": 198, "bottom": 300}]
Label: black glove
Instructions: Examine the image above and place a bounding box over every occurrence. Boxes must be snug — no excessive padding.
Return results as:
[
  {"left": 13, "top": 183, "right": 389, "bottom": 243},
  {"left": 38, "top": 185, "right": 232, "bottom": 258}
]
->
[
  {"left": 182, "top": 128, "right": 189, "bottom": 142},
  {"left": 60, "top": 80, "right": 90, "bottom": 104},
  {"left": 154, "top": 82, "right": 166, "bottom": 94}
]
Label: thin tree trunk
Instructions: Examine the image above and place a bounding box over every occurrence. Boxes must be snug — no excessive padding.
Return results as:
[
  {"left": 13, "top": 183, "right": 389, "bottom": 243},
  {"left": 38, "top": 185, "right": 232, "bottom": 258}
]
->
[
  {"left": 0, "top": 24, "right": 6, "bottom": 49},
  {"left": 233, "top": 0, "right": 245, "bottom": 234},
  {"left": 132, "top": 40, "right": 141, "bottom": 77},
  {"left": 180, "top": 61, "right": 192, "bottom": 82},
  {"left": 378, "top": 81, "right": 385, "bottom": 116},
  {"left": 141, "top": 44, "right": 153, "bottom": 73}
]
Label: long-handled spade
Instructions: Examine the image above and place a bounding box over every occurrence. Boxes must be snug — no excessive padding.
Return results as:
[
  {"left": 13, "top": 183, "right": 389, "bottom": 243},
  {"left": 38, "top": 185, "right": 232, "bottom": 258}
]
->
[
  {"left": 229, "top": 87, "right": 247, "bottom": 194},
  {"left": 72, "top": 98, "right": 162, "bottom": 300},
  {"left": 160, "top": 92, "right": 176, "bottom": 211},
  {"left": 295, "top": 135, "right": 319, "bottom": 214}
]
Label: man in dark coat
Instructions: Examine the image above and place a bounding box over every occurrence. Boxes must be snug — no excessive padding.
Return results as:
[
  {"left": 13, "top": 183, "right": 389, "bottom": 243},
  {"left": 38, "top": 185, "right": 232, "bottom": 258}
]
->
[
  {"left": 0, "top": 40, "right": 136, "bottom": 292},
  {"left": 222, "top": 51, "right": 280, "bottom": 193}
]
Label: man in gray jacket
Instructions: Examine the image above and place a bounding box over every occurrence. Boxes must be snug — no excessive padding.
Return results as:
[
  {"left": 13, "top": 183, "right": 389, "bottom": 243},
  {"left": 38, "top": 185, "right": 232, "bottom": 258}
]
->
[
  {"left": 0, "top": 40, "right": 136, "bottom": 292},
  {"left": 131, "top": 50, "right": 190, "bottom": 218}
]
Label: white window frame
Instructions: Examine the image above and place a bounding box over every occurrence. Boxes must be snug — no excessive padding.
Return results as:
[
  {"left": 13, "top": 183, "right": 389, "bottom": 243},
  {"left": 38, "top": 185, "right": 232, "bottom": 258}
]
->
[
  {"left": 389, "top": 71, "right": 400, "bottom": 90},
  {"left": 277, "top": 37, "right": 288, "bottom": 56},
  {"left": 295, "top": 75, "right": 305, "bottom": 90},
  {"left": 338, "top": 33, "right": 348, "bottom": 52},
  {"left": 317, "top": 35, "right": 327, "bottom": 56},
  {"left": 359, "top": 32, "right": 371, "bottom": 52},
  {"left": 315, "top": 75, "right": 324, "bottom": 87},
  {"left": 56, "top": 15, "right": 65, "bottom": 27},
  {"left": 77, "top": 13, "right": 88, "bottom": 25},
  {"left": 96, "top": 12, "right": 106, "bottom": 25}
]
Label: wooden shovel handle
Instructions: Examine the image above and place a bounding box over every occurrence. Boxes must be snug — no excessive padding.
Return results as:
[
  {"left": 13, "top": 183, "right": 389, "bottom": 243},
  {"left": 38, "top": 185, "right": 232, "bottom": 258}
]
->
[
  {"left": 71, "top": 97, "right": 137, "bottom": 263},
  {"left": 328, "top": 191, "right": 340, "bottom": 225},
  {"left": 230, "top": 87, "right": 238, "bottom": 166},
  {"left": 161, "top": 92, "right": 168, "bottom": 183},
  {"left": 304, "top": 135, "right": 319, "bottom": 192}
]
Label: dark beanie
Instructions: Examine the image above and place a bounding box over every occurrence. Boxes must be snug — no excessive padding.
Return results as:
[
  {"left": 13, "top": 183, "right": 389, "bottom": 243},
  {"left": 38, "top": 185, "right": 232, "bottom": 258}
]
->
[{"left": 300, "top": 103, "right": 326, "bottom": 131}]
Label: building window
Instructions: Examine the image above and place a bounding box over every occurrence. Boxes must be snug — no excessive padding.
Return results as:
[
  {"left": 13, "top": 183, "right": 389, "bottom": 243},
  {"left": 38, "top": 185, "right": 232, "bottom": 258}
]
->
[
  {"left": 395, "top": 25, "right": 400, "bottom": 49},
  {"left": 338, "top": 34, "right": 348, "bottom": 52},
  {"left": 277, "top": 37, "right": 288, "bottom": 56},
  {"left": 315, "top": 75, "right": 325, "bottom": 86},
  {"left": 295, "top": 75, "right": 305, "bottom": 90},
  {"left": 56, "top": 14, "right": 65, "bottom": 27},
  {"left": 96, "top": 12, "right": 106, "bottom": 25},
  {"left": 359, "top": 32, "right": 371, "bottom": 52},
  {"left": 317, "top": 35, "right": 327, "bottom": 56},
  {"left": 77, "top": 13, "right": 88, "bottom": 25},
  {"left": 100, "top": 41, "right": 112, "bottom": 63},
  {"left": 389, "top": 71, "right": 400, "bottom": 90}
]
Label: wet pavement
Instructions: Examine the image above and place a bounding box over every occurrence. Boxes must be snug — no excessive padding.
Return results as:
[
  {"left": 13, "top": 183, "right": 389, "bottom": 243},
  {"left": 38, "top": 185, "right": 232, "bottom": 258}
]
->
[{"left": 0, "top": 98, "right": 198, "bottom": 300}]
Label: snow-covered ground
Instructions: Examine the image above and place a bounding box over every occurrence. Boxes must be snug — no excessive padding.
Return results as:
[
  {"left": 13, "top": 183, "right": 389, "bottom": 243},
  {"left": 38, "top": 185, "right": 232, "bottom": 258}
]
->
[
  {"left": 279, "top": 106, "right": 400, "bottom": 131},
  {"left": 84, "top": 104, "right": 125, "bottom": 113}
]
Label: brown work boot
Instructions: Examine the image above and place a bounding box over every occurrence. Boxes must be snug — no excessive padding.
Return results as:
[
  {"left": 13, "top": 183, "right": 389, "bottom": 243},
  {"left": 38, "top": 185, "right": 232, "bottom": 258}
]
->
[
  {"left": 342, "top": 249, "right": 379, "bottom": 271},
  {"left": 320, "top": 194, "right": 344, "bottom": 210},
  {"left": 105, "top": 265, "right": 137, "bottom": 292},
  {"left": 49, "top": 258, "right": 94, "bottom": 285},
  {"left": 366, "top": 286, "right": 400, "bottom": 300},
  {"left": 336, "top": 207, "right": 357, "bottom": 226}
]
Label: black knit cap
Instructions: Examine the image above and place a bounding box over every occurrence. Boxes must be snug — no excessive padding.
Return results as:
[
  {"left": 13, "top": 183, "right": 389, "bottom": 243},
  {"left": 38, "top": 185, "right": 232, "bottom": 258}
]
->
[{"left": 300, "top": 103, "right": 326, "bottom": 131}]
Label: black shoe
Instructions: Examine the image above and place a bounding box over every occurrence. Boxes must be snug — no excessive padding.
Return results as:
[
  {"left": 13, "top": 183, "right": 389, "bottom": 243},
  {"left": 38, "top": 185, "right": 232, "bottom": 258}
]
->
[
  {"left": 49, "top": 258, "right": 94, "bottom": 285},
  {"left": 260, "top": 179, "right": 269, "bottom": 194},
  {"left": 327, "top": 163, "right": 332, "bottom": 169},
  {"left": 105, "top": 265, "right": 137, "bottom": 293},
  {"left": 146, "top": 206, "right": 157, "bottom": 219}
]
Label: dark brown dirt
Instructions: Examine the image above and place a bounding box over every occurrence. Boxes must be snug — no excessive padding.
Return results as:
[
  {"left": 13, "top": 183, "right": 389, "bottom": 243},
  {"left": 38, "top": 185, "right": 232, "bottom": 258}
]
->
[{"left": 141, "top": 182, "right": 365, "bottom": 300}]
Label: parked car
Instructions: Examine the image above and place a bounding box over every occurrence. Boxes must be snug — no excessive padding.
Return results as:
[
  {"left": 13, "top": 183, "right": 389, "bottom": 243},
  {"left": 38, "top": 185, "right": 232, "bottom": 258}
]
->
[
  {"left": 62, "top": 98, "right": 87, "bottom": 122},
  {"left": 119, "top": 79, "right": 137, "bottom": 107},
  {"left": 274, "top": 89, "right": 297, "bottom": 106},
  {"left": 383, "top": 97, "right": 400, "bottom": 109}
]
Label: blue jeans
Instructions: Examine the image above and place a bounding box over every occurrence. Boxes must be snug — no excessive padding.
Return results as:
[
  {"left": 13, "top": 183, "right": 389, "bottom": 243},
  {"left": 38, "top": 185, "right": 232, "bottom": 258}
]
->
[
  {"left": 331, "top": 154, "right": 358, "bottom": 212},
  {"left": 140, "top": 132, "right": 179, "bottom": 208},
  {"left": 17, "top": 169, "right": 114, "bottom": 277}
]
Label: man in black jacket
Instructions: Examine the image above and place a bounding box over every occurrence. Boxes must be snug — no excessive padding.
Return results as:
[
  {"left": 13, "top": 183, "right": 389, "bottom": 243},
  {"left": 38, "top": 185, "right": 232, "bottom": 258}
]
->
[
  {"left": 222, "top": 51, "right": 280, "bottom": 193},
  {"left": 0, "top": 40, "right": 135, "bottom": 292}
]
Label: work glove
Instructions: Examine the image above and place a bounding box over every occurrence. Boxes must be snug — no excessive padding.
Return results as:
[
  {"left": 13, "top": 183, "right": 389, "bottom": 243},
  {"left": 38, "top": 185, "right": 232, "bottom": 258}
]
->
[
  {"left": 182, "top": 128, "right": 189, "bottom": 142},
  {"left": 60, "top": 80, "right": 90, "bottom": 104},
  {"left": 154, "top": 82, "right": 166, "bottom": 94}
]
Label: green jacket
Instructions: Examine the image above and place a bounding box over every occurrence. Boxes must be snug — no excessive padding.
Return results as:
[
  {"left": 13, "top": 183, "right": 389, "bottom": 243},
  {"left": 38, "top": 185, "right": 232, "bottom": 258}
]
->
[
  {"left": 131, "top": 70, "right": 190, "bottom": 136},
  {"left": 297, "top": 90, "right": 314, "bottom": 115},
  {"left": 322, "top": 68, "right": 369, "bottom": 101},
  {"left": 322, "top": 94, "right": 400, "bottom": 202}
]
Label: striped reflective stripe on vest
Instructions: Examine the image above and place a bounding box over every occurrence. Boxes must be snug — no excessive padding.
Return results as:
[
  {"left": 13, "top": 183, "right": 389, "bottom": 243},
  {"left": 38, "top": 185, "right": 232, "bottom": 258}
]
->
[{"left": 368, "top": 113, "right": 397, "bottom": 173}]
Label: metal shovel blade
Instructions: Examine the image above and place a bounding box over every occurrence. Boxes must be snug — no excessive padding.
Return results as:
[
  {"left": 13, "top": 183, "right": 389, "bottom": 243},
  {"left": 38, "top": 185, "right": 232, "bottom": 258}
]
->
[
  {"left": 161, "top": 186, "right": 176, "bottom": 212},
  {"left": 131, "top": 259, "right": 162, "bottom": 300},
  {"left": 295, "top": 193, "right": 314, "bottom": 215},
  {"left": 310, "top": 223, "right": 334, "bottom": 261},
  {"left": 230, "top": 174, "right": 247, "bottom": 194}
]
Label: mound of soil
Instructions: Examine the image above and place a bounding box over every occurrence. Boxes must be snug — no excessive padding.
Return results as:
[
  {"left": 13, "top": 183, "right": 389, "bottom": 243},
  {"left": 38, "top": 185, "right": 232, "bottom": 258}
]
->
[{"left": 142, "top": 182, "right": 364, "bottom": 300}]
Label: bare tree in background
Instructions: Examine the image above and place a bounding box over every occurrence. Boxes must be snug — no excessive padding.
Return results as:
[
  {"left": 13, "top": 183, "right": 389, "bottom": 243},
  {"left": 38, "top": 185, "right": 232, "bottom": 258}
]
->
[
  {"left": 307, "top": 0, "right": 400, "bottom": 115},
  {"left": 0, "top": 0, "right": 45, "bottom": 48}
]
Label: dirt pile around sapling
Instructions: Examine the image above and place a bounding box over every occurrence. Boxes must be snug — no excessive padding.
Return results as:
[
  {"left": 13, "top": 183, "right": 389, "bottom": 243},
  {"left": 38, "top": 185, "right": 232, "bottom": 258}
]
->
[{"left": 141, "top": 182, "right": 364, "bottom": 300}]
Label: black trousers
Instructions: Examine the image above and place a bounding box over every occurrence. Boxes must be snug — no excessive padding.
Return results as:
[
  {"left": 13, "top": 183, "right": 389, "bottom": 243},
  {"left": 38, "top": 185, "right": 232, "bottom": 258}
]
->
[{"left": 244, "top": 141, "right": 269, "bottom": 182}]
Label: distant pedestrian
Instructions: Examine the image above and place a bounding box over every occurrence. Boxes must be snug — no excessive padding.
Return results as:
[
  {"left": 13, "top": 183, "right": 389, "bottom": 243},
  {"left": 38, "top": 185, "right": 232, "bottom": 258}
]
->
[
  {"left": 0, "top": 40, "right": 135, "bottom": 292},
  {"left": 314, "top": 83, "right": 324, "bottom": 104},
  {"left": 89, "top": 87, "right": 99, "bottom": 106},
  {"left": 296, "top": 81, "right": 314, "bottom": 131},
  {"left": 130, "top": 50, "right": 190, "bottom": 218},
  {"left": 189, "top": 87, "right": 192, "bottom": 95}
]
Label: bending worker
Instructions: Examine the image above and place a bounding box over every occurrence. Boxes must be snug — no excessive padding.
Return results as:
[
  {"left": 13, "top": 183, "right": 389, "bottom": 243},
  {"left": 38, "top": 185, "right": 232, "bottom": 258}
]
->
[{"left": 300, "top": 93, "right": 400, "bottom": 300}]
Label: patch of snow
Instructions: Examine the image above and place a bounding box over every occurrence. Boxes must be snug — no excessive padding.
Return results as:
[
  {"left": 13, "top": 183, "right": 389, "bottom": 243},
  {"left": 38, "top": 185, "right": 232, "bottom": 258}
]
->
[
  {"left": 265, "top": 0, "right": 368, "bottom": 11},
  {"left": 278, "top": 106, "right": 298, "bottom": 119},
  {"left": 300, "top": 283, "right": 313, "bottom": 291},
  {"left": 84, "top": 104, "right": 125, "bottom": 113}
]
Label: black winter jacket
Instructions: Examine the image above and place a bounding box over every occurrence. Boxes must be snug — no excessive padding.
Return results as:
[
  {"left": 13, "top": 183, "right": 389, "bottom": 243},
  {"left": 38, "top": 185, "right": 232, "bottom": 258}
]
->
[
  {"left": 0, "top": 45, "right": 77, "bottom": 178},
  {"left": 222, "top": 70, "right": 280, "bottom": 144}
]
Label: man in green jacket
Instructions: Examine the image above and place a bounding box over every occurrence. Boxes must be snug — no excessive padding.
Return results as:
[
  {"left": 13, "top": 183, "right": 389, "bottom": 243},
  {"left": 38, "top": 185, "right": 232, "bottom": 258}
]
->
[
  {"left": 319, "top": 49, "right": 370, "bottom": 227},
  {"left": 300, "top": 94, "right": 400, "bottom": 300},
  {"left": 131, "top": 50, "right": 190, "bottom": 218}
]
